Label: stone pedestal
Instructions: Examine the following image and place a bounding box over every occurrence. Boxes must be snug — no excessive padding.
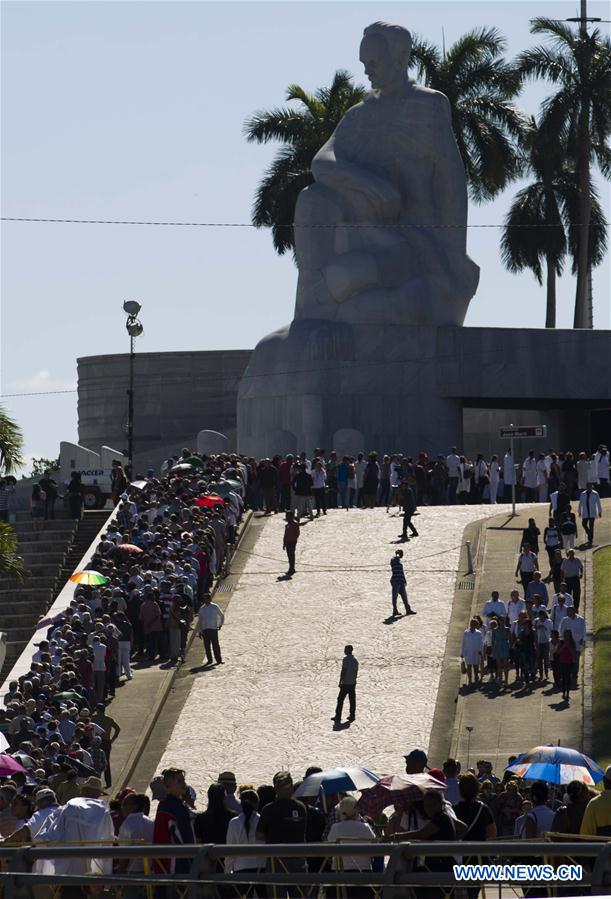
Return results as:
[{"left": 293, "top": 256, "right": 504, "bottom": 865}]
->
[
  {"left": 237, "top": 319, "right": 611, "bottom": 458},
  {"left": 237, "top": 319, "right": 463, "bottom": 457}
]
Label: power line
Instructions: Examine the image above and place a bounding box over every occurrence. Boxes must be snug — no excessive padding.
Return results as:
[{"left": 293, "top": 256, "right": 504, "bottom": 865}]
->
[
  {"left": 1, "top": 216, "right": 608, "bottom": 229},
  {"left": 0, "top": 389, "right": 77, "bottom": 398}
]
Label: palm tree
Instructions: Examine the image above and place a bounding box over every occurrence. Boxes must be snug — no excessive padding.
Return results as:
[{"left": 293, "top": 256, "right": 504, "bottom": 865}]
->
[
  {"left": 0, "top": 406, "right": 26, "bottom": 582},
  {"left": 0, "top": 522, "right": 26, "bottom": 584},
  {"left": 408, "top": 27, "right": 525, "bottom": 201},
  {"left": 518, "top": 19, "right": 611, "bottom": 328},
  {"left": 501, "top": 119, "right": 607, "bottom": 328},
  {"left": 244, "top": 70, "right": 365, "bottom": 255},
  {"left": 0, "top": 406, "right": 23, "bottom": 475}
]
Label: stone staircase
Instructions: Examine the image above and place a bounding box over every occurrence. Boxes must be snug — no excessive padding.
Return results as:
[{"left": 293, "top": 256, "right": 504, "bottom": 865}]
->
[{"left": 0, "top": 509, "right": 111, "bottom": 676}]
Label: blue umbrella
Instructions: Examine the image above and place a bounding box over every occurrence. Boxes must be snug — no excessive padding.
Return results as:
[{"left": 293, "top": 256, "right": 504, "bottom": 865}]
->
[
  {"left": 293, "top": 766, "right": 380, "bottom": 797},
  {"left": 506, "top": 745, "right": 604, "bottom": 786}
]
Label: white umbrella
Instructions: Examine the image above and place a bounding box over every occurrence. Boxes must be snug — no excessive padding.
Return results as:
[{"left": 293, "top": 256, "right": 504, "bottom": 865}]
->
[
  {"left": 130, "top": 480, "right": 148, "bottom": 491},
  {"left": 294, "top": 766, "right": 380, "bottom": 797}
]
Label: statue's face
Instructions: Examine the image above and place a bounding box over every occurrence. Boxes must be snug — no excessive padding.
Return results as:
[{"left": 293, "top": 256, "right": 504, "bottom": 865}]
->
[{"left": 359, "top": 33, "right": 402, "bottom": 93}]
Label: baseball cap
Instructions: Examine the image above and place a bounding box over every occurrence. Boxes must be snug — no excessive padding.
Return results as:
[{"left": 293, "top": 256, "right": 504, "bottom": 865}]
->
[
  {"left": 404, "top": 749, "right": 428, "bottom": 765},
  {"left": 34, "top": 788, "right": 57, "bottom": 805}
]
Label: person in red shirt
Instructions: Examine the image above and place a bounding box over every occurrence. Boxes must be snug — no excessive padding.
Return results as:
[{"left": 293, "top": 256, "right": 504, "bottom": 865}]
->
[{"left": 283, "top": 512, "right": 300, "bottom": 577}]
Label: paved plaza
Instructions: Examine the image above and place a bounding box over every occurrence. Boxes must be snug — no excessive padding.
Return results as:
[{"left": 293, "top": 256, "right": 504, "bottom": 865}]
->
[{"left": 156, "top": 504, "right": 511, "bottom": 792}]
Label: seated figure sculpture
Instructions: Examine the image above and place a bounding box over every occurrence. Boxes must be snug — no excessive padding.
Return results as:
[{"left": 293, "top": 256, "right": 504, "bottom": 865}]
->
[{"left": 293, "top": 21, "right": 479, "bottom": 327}]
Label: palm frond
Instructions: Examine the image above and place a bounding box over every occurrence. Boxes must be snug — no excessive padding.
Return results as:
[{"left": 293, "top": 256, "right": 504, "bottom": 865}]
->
[
  {"left": 243, "top": 108, "right": 312, "bottom": 145},
  {"left": 285, "top": 84, "right": 325, "bottom": 119},
  {"left": 0, "top": 407, "right": 23, "bottom": 475},
  {"left": 518, "top": 45, "right": 574, "bottom": 84},
  {"left": 0, "top": 521, "right": 28, "bottom": 584},
  {"left": 408, "top": 37, "right": 443, "bottom": 86},
  {"left": 446, "top": 27, "right": 507, "bottom": 79},
  {"left": 530, "top": 17, "right": 577, "bottom": 49}
]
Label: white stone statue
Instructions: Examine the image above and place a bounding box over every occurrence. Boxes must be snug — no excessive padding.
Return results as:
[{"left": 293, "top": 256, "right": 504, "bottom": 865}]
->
[{"left": 293, "top": 21, "right": 479, "bottom": 326}]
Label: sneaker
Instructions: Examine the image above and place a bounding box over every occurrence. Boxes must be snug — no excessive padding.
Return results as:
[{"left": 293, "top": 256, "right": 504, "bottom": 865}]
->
[{"left": 405, "top": 609, "right": 417, "bottom": 615}]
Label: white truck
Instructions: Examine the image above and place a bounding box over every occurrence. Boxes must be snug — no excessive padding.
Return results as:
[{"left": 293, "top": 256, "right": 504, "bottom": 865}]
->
[{"left": 59, "top": 441, "right": 128, "bottom": 509}]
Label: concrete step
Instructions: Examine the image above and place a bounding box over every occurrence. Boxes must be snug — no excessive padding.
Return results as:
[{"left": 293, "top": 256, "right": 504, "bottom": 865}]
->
[
  {"left": 0, "top": 575, "right": 57, "bottom": 590},
  {"left": 22, "top": 563, "right": 62, "bottom": 579},
  {"left": 15, "top": 547, "right": 67, "bottom": 562},
  {"left": 1, "top": 625, "right": 37, "bottom": 643},
  {"left": 11, "top": 520, "right": 76, "bottom": 534},
  {"left": 17, "top": 534, "right": 72, "bottom": 556},
  {"left": 0, "top": 601, "right": 49, "bottom": 617},
  {"left": 0, "top": 589, "right": 52, "bottom": 603},
  {"left": 11, "top": 510, "right": 71, "bottom": 522}
]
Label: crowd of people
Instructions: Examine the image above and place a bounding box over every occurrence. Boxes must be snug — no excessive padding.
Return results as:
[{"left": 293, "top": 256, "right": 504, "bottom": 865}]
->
[
  {"left": 198, "top": 444, "right": 608, "bottom": 514},
  {"left": 2, "top": 748, "right": 609, "bottom": 893},
  {"left": 0, "top": 441, "right": 608, "bottom": 892},
  {"left": 0, "top": 448, "right": 246, "bottom": 819}
]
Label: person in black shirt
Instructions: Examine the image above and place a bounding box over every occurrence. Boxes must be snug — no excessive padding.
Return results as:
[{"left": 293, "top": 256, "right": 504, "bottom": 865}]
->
[
  {"left": 256, "top": 771, "right": 307, "bottom": 897},
  {"left": 194, "top": 782, "right": 234, "bottom": 843},
  {"left": 453, "top": 774, "right": 497, "bottom": 899},
  {"left": 39, "top": 470, "right": 58, "bottom": 520}
]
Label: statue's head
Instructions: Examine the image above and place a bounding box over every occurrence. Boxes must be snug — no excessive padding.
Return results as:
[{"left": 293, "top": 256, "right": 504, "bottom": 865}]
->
[{"left": 360, "top": 22, "right": 412, "bottom": 93}]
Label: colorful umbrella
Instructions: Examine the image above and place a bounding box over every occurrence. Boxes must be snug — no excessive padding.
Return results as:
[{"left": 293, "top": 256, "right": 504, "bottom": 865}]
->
[
  {"left": 294, "top": 766, "right": 380, "bottom": 797},
  {"left": 113, "top": 543, "right": 143, "bottom": 555},
  {"left": 70, "top": 571, "right": 108, "bottom": 586},
  {"left": 357, "top": 772, "right": 447, "bottom": 817},
  {"left": 506, "top": 746, "right": 605, "bottom": 786},
  {"left": 195, "top": 494, "right": 224, "bottom": 508},
  {"left": 0, "top": 754, "right": 29, "bottom": 777}
]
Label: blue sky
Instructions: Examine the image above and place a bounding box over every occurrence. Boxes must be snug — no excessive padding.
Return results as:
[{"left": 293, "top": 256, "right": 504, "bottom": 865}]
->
[{"left": 1, "top": 0, "right": 609, "bottom": 467}]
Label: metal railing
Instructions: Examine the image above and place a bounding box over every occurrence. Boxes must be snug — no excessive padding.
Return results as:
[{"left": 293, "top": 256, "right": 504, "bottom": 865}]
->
[{"left": 0, "top": 839, "right": 610, "bottom": 898}]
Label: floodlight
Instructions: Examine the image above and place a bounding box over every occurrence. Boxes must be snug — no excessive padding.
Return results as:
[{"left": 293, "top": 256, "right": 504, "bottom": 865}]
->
[
  {"left": 123, "top": 300, "right": 142, "bottom": 316},
  {"left": 126, "top": 320, "right": 144, "bottom": 338}
]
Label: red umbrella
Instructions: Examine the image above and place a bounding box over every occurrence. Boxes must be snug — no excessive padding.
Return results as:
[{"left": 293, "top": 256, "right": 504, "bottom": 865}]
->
[
  {"left": 195, "top": 494, "right": 223, "bottom": 508},
  {"left": 0, "top": 754, "right": 28, "bottom": 777},
  {"left": 356, "top": 772, "right": 446, "bottom": 817},
  {"left": 114, "top": 543, "right": 143, "bottom": 555}
]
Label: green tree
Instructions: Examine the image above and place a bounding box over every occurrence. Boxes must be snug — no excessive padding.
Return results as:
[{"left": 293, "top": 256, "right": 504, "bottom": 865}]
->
[
  {"left": 501, "top": 118, "right": 607, "bottom": 328},
  {"left": 0, "top": 405, "right": 24, "bottom": 475},
  {"left": 29, "top": 457, "right": 60, "bottom": 478},
  {"left": 0, "top": 521, "right": 27, "bottom": 584},
  {"left": 408, "top": 27, "right": 525, "bottom": 201},
  {"left": 244, "top": 70, "right": 365, "bottom": 255},
  {"left": 518, "top": 19, "right": 611, "bottom": 328}
]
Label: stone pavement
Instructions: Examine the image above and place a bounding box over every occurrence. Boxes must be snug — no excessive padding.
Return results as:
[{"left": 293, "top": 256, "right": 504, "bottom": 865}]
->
[
  {"left": 155, "top": 504, "right": 512, "bottom": 794},
  {"left": 450, "top": 500, "right": 611, "bottom": 773}
]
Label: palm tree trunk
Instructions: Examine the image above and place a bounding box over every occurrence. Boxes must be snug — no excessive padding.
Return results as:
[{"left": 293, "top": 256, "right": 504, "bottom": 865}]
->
[
  {"left": 545, "top": 251, "right": 556, "bottom": 328},
  {"left": 573, "top": 73, "right": 592, "bottom": 328}
]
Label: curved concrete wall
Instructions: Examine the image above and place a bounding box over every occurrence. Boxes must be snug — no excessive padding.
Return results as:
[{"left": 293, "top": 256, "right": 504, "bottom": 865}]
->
[{"left": 78, "top": 350, "right": 252, "bottom": 468}]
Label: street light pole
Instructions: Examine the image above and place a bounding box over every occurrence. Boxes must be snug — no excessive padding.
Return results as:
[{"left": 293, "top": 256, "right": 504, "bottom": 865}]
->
[{"left": 123, "top": 300, "right": 143, "bottom": 478}]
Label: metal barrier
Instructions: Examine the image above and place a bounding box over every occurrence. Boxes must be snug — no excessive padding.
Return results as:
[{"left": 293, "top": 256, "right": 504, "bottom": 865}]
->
[{"left": 0, "top": 840, "right": 610, "bottom": 898}]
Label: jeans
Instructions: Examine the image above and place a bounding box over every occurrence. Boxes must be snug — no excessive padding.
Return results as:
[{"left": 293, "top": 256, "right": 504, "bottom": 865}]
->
[
  {"left": 312, "top": 487, "right": 327, "bottom": 515},
  {"left": 391, "top": 582, "right": 411, "bottom": 613},
  {"left": 285, "top": 543, "right": 296, "bottom": 573},
  {"left": 402, "top": 511, "right": 418, "bottom": 538},
  {"left": 335, "top": 684, "right": 356, "bottom": 720},
  {"left": 448, "top": 477, "right": 458, "bottom": 504},
  {"left": 338, "top": 482, "right": 349, "bottom": 508},
  {"left": 202, "top": 628, "right": 222, "bottom": 664},
  {"left": 44, "top": 496, "right": 56, "bottom": 519}
]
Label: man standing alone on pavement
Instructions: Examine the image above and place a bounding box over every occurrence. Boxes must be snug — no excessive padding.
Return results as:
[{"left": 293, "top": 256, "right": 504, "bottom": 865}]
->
[
  {"left": 283, "top": 511, "right": 300, "bottom": 577},
  {"left": 390, "top": 550, "right": 416, "bottom": 617},
  {"left": 333, "top": 645, "right": 358, "bottom": 724},
  {"left": 197, "top": 595, "right": 225, "bottom": 665},
  {"left": 578, "top": 482, "right": 602, "bottom": 547}
]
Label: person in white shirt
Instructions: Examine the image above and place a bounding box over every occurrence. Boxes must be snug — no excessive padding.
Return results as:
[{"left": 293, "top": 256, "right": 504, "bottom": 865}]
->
[
  {"left": 2, "top": 788, "right": 59, "bottom": 844},
  {"left": 446, "top": 447, "right": 461, "bottom": 504},
  {"left": 503, "top": 450, "right": 515, "bottom": 502},
  {"left": 482, "top": 592, "right": 507, "bottom": 623},
  {"left": 38, "top": 777, "right": 114, "bottom": 877},
  {"left": 117, "top": 793, "right": 155, "bottom": 879},
  {"left": 536, "top": 454, "right": 549, "bottom": 502},
  {"left": 355, "top": 453, "right": 367, "bottom": 506},
  {"left": 506, "top": 590, "right": 526, "bottom": 625},
  {"left": 489, "top": 455, "right": 500, "bottom": 504},
  {"left": 515, "top": 545, "right": 538, "bottom": 590},
  {"left": 559, "top": 606, "right": 586, "bottom": 686},
  {"left": 534, "top": 610, "right": 552, "bottom": 679},
  {"left": 461, "top": 619, "right": 484, "bottom": 684},
  {"left": 551, "top": 594, "right": 573, "bottom": 630},
  {"left": 576, "top": 452, "right": 591, "bottom": 491},
  {"left": 594, "top": 445, "right": 610, "bottom": 497},
  {"left": 197, "top": 595, "right": 225, "bottom": 665},
  {"left": 327, "top": 796, "right": 376, "bottom": 871},
  {"left": 225, "top": 789, "right": 265, "bottom": 874},
  {"left": 522, "top": 452, "right": 538, "bottom": 501},
  {"left": 578, "top": 484, "right": 603, "bottom": 547}
]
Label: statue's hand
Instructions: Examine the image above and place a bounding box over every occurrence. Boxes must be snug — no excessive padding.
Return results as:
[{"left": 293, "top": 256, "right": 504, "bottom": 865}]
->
[{"left": 354, "top": 178, "right": 401, "bottom": 222}]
